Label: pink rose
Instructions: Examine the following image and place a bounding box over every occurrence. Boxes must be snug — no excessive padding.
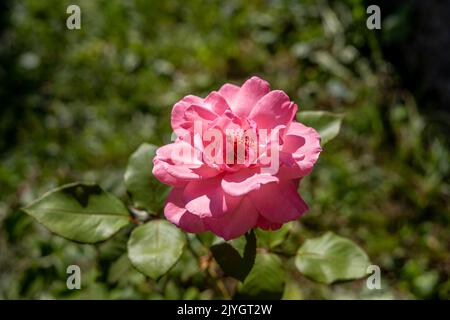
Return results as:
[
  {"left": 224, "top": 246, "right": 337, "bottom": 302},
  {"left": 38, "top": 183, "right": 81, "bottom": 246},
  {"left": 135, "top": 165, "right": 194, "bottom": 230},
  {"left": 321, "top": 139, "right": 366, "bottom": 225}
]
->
[{"left": 153, "top": 76, "right": 321, "bottom": 240}]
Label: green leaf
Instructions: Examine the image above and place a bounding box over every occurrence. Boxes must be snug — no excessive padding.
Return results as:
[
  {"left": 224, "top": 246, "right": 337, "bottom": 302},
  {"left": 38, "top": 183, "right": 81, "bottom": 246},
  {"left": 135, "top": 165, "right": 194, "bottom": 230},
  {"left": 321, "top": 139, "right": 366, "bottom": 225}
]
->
[
  {"left": 196, "top": 232, "right": 216, "bottom": 247},
  {"left": 295, "top": 232, "right": 370, "bottom": 284},
  {"left": 210, "top": 231, "right": 256, "bottom": 281},
  {"left": 124, "top": 143, "right": 169, "bottom": 213},
  {"left": 298, "top": 111, "right": 344, "bottom": 145},
  {"left": 107, "top": 254, "right": 132, "bottom": 284},
  {"left": 22, "top": 182, "right": 130, "bottom": 243},
  {"left": 255, "top": 223, "right": 291, "bottom": 249},
  {"left": 127, "top": 220, "right": 186, "bottom": 280},
  {"left": 282, "top": 275, "right": 303, "bottom": 300},
  {"left": 236, "top": 252, "right": 286, "bottom": 300}
]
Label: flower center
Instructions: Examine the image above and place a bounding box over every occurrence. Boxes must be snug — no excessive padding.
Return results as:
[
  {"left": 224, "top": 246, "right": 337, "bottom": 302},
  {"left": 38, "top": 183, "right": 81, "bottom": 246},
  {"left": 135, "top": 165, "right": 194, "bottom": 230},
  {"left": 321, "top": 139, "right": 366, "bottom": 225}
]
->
[{"left": 225, "top": 129, "right": 258, "bottom": 166}]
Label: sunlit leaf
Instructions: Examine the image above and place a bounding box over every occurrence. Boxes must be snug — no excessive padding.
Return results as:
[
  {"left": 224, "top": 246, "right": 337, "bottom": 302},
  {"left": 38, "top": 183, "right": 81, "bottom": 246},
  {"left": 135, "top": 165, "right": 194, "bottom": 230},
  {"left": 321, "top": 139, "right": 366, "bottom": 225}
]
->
[
  {"left": 236, "top": 252, "right": 285, "bottom": 300},
  {"left": 255, "top": 223, "right": 291, "bottom": 249},
  {"left": 124, "top": 143, "right": 169, "bottom": 213},
  {"left": 282, "top": 275, "right": 303, "bottom": 300},
  {"left": 299, "top": 111, "right": 344, "bottom": 145},
  {"left": 127, "top": 220, "right": 186, "bottom": 280},
  {"left": 295, "top": 232, "right": 370, "bottom": 284},
  {"left": 22, "top": 182, "right": 130, "bottom": 243},
  {"left": 107, "top": 254, "right": 132, "bottom": 284}
]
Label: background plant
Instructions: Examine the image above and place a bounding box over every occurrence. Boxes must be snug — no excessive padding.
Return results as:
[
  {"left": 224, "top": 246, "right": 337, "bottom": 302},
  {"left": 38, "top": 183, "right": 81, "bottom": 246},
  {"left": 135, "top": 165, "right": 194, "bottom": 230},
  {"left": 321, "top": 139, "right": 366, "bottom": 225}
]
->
[
  {"left": 0, "top": 0, "right": 448, "bottom": 299},
  {"left": 21, "top": 113, "right": 369, "bottom": 299}
]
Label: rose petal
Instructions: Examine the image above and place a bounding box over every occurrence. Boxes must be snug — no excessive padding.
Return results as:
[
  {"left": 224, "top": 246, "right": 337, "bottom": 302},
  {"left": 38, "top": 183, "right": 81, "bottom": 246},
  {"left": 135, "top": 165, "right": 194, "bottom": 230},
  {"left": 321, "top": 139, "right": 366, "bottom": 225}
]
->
[
  {"left": 204, "top": 196, "right": 259, "bottom": 240},
  {"left": 183, "top": 177, "right": 242, "bottom": 218},
  {"left": 250, "top": 180, "right": 308, "bottom": 224},
  {"left": 221, "top": 167, "right": 278, "bottom": 196},
  {"left": 171, "top": 95, "right": 204, "bottom": 135},
  {"left": 204, "top": 91, "right": 230, "bottom": 115},
  {"left": 164, "top": 162, "right": 220, "bottom": 180},
  {"left": 256, "top": 215, "right": 282, "bottom": 231},
  {"left": 278, "top": 121, "right": 322, "bottom": 179},
  {"left": 218, "top": 83, "right": 240, "bottom": 107},
  {"left": 185, "top": 104, "right": 218, "bottom": 123},
  {"left": 153, "top": 142, "right": 220, "bottom": 186},
  {"left": 152, "top": 159, "right": 187, "bottom": 187},
  {"left": 156, "top": 141, "right": 201, "bottom": 166},
  {"left": 249, "top": 90, "right": 297, "bottom": 129},
  {"left": 164, "top": 188, "right": 206, "bottom": 233},
  {"left": 230, "top": 76, "right": 270, "bottom": 118}
]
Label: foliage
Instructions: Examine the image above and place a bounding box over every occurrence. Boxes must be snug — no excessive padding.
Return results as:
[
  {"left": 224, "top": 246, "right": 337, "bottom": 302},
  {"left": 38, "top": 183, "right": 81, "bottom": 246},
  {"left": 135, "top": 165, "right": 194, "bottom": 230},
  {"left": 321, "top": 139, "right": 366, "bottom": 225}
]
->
[
  {"left": 124, "top": 143, "right": 168, "bottom": 214},
  {"left": 23, "top": 182, "right": 130, "bottom": 243},
  {"left": 295, "top": 232, "right": 370, "bottom": 284},
  {"left": 127, "top": 220, "right": 186, "bottom": 280}
]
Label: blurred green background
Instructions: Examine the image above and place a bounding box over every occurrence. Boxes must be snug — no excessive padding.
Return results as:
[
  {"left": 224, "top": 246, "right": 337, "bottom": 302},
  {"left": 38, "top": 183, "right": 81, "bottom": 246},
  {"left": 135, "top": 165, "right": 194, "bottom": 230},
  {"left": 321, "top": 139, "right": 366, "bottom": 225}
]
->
[{"left": 0, "top": 0, "right": 449, "bottom": 299}]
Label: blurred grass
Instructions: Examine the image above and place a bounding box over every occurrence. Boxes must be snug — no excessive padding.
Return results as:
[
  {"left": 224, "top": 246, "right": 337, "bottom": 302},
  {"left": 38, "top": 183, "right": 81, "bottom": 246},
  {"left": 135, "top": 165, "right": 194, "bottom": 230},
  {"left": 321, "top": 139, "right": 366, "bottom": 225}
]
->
[{"left": 0, "top": 0, "right": 449, "bottom": 299}]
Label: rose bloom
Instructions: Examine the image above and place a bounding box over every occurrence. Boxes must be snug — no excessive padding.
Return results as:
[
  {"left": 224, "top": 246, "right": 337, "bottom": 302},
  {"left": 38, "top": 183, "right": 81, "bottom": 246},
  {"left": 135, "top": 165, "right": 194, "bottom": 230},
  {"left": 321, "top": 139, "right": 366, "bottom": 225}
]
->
[{"left": 153, "top": 76, "right": 321, "bottom": 240}]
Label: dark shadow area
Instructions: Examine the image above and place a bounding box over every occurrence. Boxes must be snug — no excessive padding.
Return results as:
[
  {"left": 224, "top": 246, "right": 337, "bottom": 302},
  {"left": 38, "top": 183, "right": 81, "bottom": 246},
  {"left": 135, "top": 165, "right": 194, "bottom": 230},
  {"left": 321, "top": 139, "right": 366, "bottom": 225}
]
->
[{"left": 371, "top": 0, "right": 450, "bottom": 138}]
